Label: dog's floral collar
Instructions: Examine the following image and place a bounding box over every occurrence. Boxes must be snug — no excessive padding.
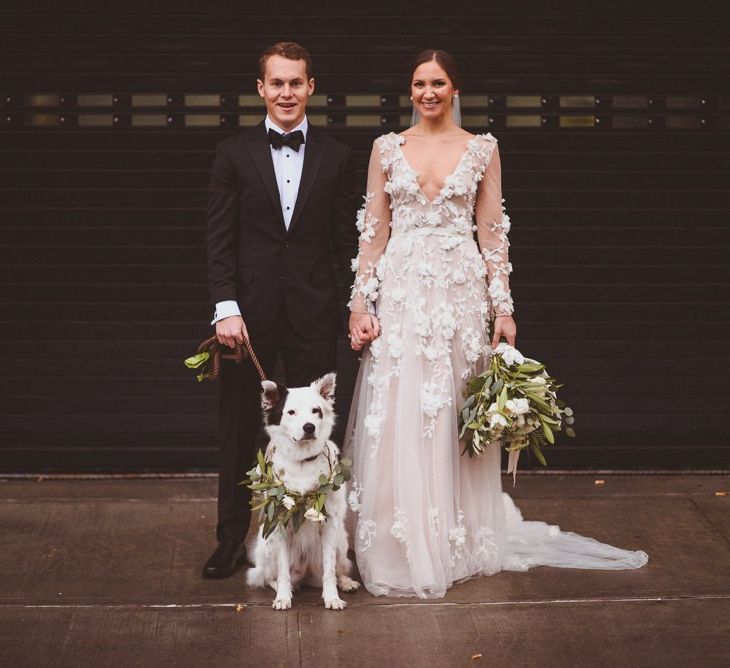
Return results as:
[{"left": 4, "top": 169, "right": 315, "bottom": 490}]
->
[{"left": 241, "top": 448, "right": 352, "bottom": 538}]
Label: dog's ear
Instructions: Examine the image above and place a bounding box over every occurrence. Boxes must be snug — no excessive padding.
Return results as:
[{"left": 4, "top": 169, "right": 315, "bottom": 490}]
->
[
  {"left": 261, "top": 380, "right": 283, "bottom": 413},
  {"left": 260, "top": 380, "right": 288, "bottom": 426},
  {"left": 312, "top": 372, "right": 336, "bottom": 403}
]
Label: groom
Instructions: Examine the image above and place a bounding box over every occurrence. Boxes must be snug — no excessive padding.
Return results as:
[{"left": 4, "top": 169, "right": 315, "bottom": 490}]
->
[{"left": 203, "top": 42, "right": 359, "bottom": 578}]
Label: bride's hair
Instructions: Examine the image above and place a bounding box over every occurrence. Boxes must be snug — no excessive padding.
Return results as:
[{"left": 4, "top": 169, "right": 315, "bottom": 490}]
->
[{"left": 410, "top": 49, "right": 462, "bottom": 90}]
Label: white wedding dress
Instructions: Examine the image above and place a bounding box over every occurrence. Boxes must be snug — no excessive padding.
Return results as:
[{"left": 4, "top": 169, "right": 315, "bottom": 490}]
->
[{"left": 343, "top": 132, "right": 648, "bottom": 599}]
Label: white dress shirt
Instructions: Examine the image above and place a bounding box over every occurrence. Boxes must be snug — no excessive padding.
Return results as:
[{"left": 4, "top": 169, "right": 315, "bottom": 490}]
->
[{"left": 211, "top": 115, "right": 309, "bottom": 325}]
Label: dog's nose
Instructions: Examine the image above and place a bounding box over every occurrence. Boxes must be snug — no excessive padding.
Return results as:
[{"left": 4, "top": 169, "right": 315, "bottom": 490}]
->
[{"left": 303, "top": 423, "right": 315, "bottom": 435}]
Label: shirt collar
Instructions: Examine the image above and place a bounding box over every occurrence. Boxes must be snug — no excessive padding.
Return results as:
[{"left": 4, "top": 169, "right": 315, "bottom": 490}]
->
[{"left": 265, "top": 115, "right": 308, "bottom": 139}]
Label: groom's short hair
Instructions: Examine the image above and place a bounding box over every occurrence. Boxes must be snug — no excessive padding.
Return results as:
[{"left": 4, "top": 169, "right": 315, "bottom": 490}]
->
[{"left": 259, "top": 42, "right": 313, "bottom": 81}]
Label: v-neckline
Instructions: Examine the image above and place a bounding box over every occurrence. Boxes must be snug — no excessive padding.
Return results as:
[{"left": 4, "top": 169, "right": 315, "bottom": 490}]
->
[{"left": 396, "top": 134, "right": 475, "bottom": 205}]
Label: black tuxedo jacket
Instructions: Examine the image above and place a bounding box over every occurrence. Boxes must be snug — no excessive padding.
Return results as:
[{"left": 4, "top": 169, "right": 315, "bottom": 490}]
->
[{"left": 206, "top": 121, "right": 360, "bottom": 340}]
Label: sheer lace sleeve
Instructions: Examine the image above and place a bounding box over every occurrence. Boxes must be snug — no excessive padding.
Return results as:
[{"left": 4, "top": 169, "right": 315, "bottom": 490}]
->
[
  {"left": 475, "top": 139, "right": 514, "bottom": 318},
  {"left": 348, "top": 137, "right": 392, "bottom": 314}
]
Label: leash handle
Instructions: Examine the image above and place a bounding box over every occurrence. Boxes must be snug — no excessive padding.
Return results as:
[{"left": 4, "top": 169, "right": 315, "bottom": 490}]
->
[{"left": 196, "top": 335, "right": 267, "bottom": 382}]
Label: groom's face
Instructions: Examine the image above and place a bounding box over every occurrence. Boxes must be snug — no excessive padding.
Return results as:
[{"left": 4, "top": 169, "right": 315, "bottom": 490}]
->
[{"left": 257, "top": 55, "right": 314, "bottom": 132}]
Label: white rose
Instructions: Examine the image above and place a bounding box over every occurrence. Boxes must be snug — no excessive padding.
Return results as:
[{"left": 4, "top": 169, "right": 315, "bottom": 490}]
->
[
  {"left": 512, "top": 398, "right": 530, "bottom": 415},
  {"left": 489, "top": 413, "right": 508, "bottom": 429},
  {"left": 304, "top": 507, "right": 326, "bottom": 523},
  {"left": 281, "top": 495, "right": 295, "bottom": 510},
  {"left": 494, "top": 343, "right": 524, "bottom": 367}
]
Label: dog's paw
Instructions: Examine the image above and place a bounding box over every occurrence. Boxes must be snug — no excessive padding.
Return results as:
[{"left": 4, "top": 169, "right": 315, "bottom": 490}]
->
[
  {"left": 338, "top": 576, "right": 361, "bottom": 593},
  {"left": 272, "top": 596, "right": 292, "bottom": 610},
  {"left": 324, "top": 596, "right": 346, "bottom": 610}
]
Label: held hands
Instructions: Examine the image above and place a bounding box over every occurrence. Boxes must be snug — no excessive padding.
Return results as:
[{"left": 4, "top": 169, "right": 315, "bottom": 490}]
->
[
  {"left": 349, "top": 312, "right": 381, "bottom": 351},
  {"left": 349, "top": 312, "right": 514, "bottom": 351},
  {"left": 216, "top": 315, "right": 249, "bottom": 349},
  {"left": 491, "top": 314, "right": 517, "bottom": 349}
]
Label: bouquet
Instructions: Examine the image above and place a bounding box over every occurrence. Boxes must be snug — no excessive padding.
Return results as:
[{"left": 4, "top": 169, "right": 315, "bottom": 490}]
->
[
  {"left": 240, "top": 449, "right": 352, "bottom": 538},
  {"left": 459, "top": 343, "right": 575, "bottom": 484}
]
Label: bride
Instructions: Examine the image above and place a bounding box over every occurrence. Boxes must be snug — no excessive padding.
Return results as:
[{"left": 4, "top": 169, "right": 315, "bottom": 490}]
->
[{"left": 343, "top": 49, "right": 648, "bottom": 599}]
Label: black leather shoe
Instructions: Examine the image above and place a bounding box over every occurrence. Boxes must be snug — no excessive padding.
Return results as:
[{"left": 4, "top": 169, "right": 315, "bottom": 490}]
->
[{"left": 202, "top": 537, "right": 247, "bottom": 579}]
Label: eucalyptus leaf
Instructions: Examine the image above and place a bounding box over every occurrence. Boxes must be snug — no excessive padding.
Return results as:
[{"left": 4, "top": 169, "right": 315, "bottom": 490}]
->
[
  {"left": 468, "top": 376, "right": 486, "bottom": 394},
  {"left": 184, "top": 351, "right": 210, "bottom": 369},
  {"left": 541, "top": 420, "right": 555, "bottom": 444},
  {"left": 519, "top": 363, "right": 545, "bottom": 373},
  {"left": 531, "top": 442, "right": 547, "bottom": 466},
  {"left": 497, "top": 385, "right": 508, "bottom": 411}
]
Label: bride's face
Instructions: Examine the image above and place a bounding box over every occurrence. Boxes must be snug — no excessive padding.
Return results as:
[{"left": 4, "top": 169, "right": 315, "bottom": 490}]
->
[{"left": 411, "top": 61, "right": 457, "bottom": 121}]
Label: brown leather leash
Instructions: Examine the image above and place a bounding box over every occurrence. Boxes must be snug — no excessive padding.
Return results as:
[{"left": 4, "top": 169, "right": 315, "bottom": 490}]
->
[{"left": 196, "top": 335, "right": 267, "bottom": 382}]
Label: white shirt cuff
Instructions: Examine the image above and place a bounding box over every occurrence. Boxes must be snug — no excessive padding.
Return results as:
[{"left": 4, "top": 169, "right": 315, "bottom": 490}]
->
[{"left": 211, "top": 300, "right": 241, "bottom": 325}]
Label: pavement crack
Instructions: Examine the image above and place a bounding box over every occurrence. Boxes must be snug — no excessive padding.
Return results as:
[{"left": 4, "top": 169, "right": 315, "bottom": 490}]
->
[{"left": 689, "top": 497, "right": 730, "bottom": 549}]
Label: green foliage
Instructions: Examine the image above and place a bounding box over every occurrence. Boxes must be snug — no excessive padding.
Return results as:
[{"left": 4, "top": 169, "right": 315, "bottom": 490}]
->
[
  {"left": 239, "top": 449, "right": 352, "bottom": 539},
  {"left": 183, "top": 350, "right": 214, "bottom": 382},
  {"left": 458, "top": 348, "right": 577, "bottom": 471}
]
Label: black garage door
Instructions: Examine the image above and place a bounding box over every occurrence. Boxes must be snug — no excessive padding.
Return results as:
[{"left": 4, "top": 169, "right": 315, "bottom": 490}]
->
[{"left": 1, "top": 2, "right": 728, "bottom": 471}]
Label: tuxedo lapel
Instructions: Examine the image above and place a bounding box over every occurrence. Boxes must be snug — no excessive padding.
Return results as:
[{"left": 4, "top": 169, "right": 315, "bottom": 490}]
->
[
  {"left": 288, "top": 124, "right": 325, "bottom": 234},
  {"left": 246, "top": 121, "right": 286, "bottom": 231}
]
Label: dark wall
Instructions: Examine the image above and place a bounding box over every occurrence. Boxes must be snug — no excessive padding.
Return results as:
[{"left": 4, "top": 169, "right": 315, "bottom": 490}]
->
[{"left": 1, "top": 2, "right": 729, "bottom": 471}]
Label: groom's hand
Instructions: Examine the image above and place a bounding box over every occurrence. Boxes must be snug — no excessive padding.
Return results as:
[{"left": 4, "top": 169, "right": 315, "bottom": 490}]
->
[
  {"left": 349, "top": 313, "right": 380, "bottom": 351},
  {"left": 491, "top": 315, "right": 516, "bottom": 349},
  {"left": 216, "top": 315, "right": 248, "bottom": 349}
]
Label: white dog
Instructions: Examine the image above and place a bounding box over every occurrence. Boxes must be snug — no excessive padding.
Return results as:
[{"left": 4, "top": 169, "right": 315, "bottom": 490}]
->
[{"left": 246, "top": 372, "right": 360, "bottom": 610}]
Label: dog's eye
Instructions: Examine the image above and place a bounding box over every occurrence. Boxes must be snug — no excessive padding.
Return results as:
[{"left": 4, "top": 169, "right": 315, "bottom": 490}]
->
[
  {"left": 312, "top": 408, "right": 322, "bottom": 416},
  {"left": 287, "top": 409, "right": 296, "bottom": 415}
]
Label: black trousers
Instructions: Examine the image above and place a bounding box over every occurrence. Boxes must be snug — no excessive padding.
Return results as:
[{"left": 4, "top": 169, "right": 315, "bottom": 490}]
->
[{"left": 216, "top": 309, "right": 338, "bottom": 542}]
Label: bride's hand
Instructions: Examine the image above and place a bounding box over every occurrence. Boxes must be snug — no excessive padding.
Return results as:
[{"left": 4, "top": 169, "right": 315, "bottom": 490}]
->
[
  {"left": 491, "top": 315, "right": 516, "bottom": 349},
  {"left": 349, "top": 312, "right": 381, "bottom": 351}
]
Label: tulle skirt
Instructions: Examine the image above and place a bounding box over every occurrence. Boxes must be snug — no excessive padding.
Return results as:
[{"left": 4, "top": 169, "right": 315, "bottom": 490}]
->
[{"left": 343, "top": 234, "right": 648, "bottom": 599}]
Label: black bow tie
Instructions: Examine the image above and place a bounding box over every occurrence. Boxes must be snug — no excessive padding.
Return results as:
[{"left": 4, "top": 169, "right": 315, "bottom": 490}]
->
[{"left": 268, "top": 128, "right": 305, "bottom": 152}]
